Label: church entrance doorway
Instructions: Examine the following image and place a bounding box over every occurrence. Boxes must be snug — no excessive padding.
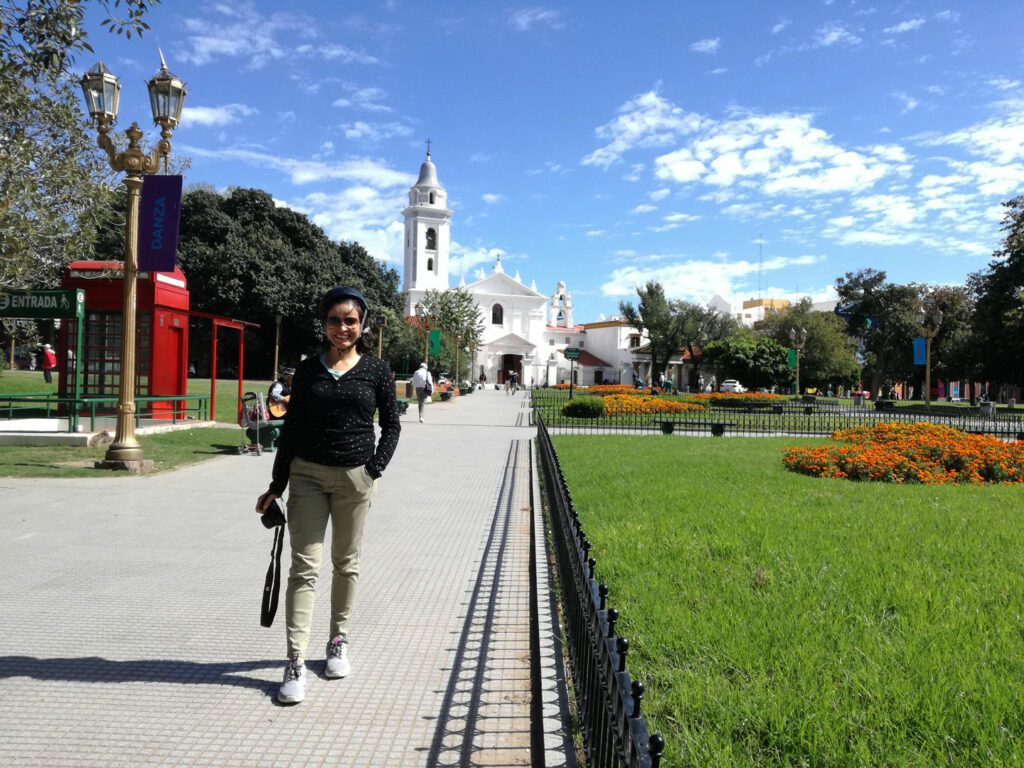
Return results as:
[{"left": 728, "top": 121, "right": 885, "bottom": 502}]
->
[{"left": 497, "top": 354, "right": 522, "bottom": 385}]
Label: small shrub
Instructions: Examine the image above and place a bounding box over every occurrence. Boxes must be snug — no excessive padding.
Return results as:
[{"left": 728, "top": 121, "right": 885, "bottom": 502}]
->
[{"left": 562, "top": 396, "right": 605, "bottom": 418}]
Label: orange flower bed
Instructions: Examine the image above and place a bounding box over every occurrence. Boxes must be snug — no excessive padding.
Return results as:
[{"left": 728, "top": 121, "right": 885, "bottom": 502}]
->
[
  {"left": 587, "top": 384, "right": 642, "bottom": 395},
  {"left": 783, "top": 422, "right": 1024, "bottom": 485},
  {"left": 602, "top": 395, "right": 705, "bottom": 415},
  {"left": 551, "top": 383, "right": 583, "bottom": 390},
  {"left": 686, "top": 392, "right": 786, "bottom": 403}
]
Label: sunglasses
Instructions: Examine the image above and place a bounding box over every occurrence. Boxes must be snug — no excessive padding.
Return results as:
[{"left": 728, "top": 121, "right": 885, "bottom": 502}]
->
[{"left": 324, "top": 316, "right": 361, "bottom": 329}]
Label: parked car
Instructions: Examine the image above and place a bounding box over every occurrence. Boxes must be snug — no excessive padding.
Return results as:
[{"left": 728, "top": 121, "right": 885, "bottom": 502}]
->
[{"left": 719, "top": 379, "right": 745, "bottom": 393}]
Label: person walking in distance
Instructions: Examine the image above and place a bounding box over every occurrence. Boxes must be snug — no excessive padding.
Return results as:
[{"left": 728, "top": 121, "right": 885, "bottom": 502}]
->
[
  {"left": 40, "top": 344, "right": 57, "bottom": 384},
  {"left": 410, "top": 362, "right": 433, "bottom": 423},
  {"left": 255, "top": 287, "right": 401, "bottom": 705}
]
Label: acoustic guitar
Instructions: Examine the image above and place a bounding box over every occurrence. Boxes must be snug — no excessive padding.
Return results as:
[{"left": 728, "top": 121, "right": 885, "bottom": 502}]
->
[{"left": 268, "top": 396, "right": 289, "bottom": 419}]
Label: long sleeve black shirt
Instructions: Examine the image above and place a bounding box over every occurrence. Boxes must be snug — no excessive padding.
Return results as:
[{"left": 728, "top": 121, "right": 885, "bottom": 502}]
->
[{"left": 269, "top": 354, "right": 401, "bottom": 496}]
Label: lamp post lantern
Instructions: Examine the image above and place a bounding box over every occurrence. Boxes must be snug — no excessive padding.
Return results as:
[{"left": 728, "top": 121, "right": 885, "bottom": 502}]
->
[
  {"left": 789, "top": 326, "right": 807, "bottom": 396},
  {"left": 916, "top": 306, "right": 944, "bottom": 407},
  {"left": 80, "top": 53, "right": 187, "bottom": 469}
]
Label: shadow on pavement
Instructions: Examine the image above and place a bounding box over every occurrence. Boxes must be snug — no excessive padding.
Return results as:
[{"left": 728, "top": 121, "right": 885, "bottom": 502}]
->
[{"left": 0, "top": 656, "right": 281, "bottom": 696}]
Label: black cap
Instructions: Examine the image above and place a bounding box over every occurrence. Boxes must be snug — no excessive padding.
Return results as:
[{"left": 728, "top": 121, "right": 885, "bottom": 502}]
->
[{"left": 319, "top": 286, "right": 370, "bottom": 329}]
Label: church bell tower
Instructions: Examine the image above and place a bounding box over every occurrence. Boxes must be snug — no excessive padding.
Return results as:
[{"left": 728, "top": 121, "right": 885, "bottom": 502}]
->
[{"left": 403, "top": 147, "right": 452, "bottom": 315}]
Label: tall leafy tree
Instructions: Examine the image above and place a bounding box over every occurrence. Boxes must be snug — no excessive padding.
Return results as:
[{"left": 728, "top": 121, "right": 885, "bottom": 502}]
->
[
  {"left": 834, "top": 269, "right": 920, "bottom": 396},
  {"left": 619, "top": 281, "right": 677, "bottom": 384},
  {"left": 703, "top": 334, "right": 790, "bottom": 390},
  {"left": 968, "top": 196, "right": 1024, "bottom": 392},
  {"left": 1, "top": 1, "right": 160, "bottom": 293},
  {"left": 414, "top": 287, "right": 484, "bottom": 382},
  {"left": 148, "top": 187, "right": 403, "bottom": 375},
  {"left": 673, "top": 300, "right": 738, "bottom": 390},
  {"left": 758, "top": 298, "right": 859, "bottom": 390}
]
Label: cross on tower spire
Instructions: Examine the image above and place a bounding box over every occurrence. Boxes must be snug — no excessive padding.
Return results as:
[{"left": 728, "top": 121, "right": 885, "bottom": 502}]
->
[{"left": 425, "top": 137, "right": 432, "bottom": 157}]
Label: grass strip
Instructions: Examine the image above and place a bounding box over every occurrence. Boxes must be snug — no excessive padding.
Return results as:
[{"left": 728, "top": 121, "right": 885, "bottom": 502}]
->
[
  {"left": 0, "top": 427, "right": 244, "bottom": 478},
  {"left": 551, "top": 435, "right": 1024, "bottom": 767}
]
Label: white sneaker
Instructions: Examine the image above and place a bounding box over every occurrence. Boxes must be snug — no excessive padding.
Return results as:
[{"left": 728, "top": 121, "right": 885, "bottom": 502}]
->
[
  {"left": 419, "top": 416, "right": 424, "bottom": 423},
  {"left": 277, "top": 657, "right": 306, "bottom": 704},
  {"left": 325, "top": 636, "right": 351, "bottom": 678}
]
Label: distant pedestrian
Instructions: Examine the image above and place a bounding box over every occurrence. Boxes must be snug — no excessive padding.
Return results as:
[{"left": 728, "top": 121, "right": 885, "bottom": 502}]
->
[
  {"left": 410, "top": 362, "right": 433, "bottom": 423},
  {"left": 479, "top": 371, "right": 487, "bottom": 390},
  {"left": 510, "top": 370, "right": 519, "bottom": 392},
  {"left": 255, "top": 286, "right": 401, "bottom": 705},
  {"left": 40, "top": 344, "right": 57, "bottom": 384}
]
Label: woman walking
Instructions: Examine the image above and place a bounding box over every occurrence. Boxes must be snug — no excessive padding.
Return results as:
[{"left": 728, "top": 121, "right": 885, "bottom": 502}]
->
[{"left": 256, "top": 286, "right": 401, "bottom": 704}]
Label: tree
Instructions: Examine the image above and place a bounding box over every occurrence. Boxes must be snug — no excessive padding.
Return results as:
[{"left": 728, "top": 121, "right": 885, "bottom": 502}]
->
[
  {"left": 968, "top": 196, "right": 1024, "bottom": 392},
  {"left": 673, "top": 301, "right": 738, "bottom": 390},
  {"left": 1, "top": 1, "right": 160, "bottom": 293},
  {"left": 148, "top": 187, "right": 403, "bottom": 376},
  {"left": 414, "top": 288, "right": 484, "bottom": 382},
  {"left": 834, "top": 270, "right": 920, "bottom": 396},
  {"left": 758, "top": 298, "right": 859, "bottom": 390},
  {"left": 703, "top": 335, "right": 790, "bottom": 390},
  {"left": 619, "top": 282, "right": 676, "bottom": 384}
]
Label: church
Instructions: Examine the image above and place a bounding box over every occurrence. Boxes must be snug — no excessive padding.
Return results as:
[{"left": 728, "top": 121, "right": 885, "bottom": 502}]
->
[{"left": 400, "top": 151, "right": 646, "bottom": 388}]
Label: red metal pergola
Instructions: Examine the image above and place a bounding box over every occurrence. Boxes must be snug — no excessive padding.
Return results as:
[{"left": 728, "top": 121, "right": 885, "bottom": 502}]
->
[{"left": 190, "top": 311, "right": 261, "bottom": 422}]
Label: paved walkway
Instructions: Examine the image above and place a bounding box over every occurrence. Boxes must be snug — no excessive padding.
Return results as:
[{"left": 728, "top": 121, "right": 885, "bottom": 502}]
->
[{"left": 0, "top": 388, "right": 570, "bottom": 767}]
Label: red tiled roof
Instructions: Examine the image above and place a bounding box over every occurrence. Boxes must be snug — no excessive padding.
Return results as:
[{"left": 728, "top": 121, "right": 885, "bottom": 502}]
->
[{"left": 562, "top": 349, "right": 612, "bottom": 367}]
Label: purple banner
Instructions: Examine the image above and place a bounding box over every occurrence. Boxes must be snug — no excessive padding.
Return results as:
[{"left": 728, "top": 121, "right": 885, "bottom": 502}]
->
[{"left": 138, "top": 174, "right": 183, "bottom": 272}]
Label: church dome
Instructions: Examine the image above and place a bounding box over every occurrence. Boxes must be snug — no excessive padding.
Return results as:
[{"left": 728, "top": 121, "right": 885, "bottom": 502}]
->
[{"left": 415, "top": 153, "right": 439, "bottom": 188}]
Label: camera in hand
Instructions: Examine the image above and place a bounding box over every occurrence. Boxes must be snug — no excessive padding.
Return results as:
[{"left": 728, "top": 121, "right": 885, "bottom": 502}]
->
[{"left": 261, "top": 499, "right": 286, "bottom": 529}]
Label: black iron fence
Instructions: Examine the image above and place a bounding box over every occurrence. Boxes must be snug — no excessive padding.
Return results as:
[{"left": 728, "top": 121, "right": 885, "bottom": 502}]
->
[
  {"left": 536, "top": 413, "right": 664, "bottom": 767},
  {"left": 533, "top": 392, "right": 1024, "bottom": 438}
]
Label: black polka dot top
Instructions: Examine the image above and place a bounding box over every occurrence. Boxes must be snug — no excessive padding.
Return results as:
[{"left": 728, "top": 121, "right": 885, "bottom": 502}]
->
[{"left": 269, "top": 353, "right": 401, "bottom": 496}]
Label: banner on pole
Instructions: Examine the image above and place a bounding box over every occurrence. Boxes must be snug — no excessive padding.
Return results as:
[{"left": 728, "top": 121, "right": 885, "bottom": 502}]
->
[
  {"left": 138, "top": 174, "right": 183, "bottom": 272},
  {"left": 787, "top": 348, "right": 797, "bottom": 369},
  {"left": 428, "top": 328, "right": 442, "bottom": 356},
  {"left": 913, "top": 337, "right": 926, "bottom": 365}
]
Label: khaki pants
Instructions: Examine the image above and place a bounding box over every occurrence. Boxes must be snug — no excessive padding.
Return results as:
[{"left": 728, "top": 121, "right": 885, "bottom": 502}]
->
[{"left": 284, "top": 457, "right": 377, "bottom": 658}]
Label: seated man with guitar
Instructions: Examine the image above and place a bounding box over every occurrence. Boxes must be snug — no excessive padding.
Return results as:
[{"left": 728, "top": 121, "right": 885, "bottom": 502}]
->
[{"left": 268, "top": 367, "right": 294, "bottom": 419}]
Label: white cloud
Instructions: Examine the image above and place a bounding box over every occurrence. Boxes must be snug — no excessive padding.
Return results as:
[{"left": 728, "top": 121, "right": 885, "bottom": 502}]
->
[
  {"left": 296, "top": 43, "right": 378, "bottom": 65},
  {"left": 771, "top": 18, "right": 791, "bottom": 34},
  {"left": 920, "top": 99, "right": 1024, "bottom": 164},
  {"left": 663, "top": 212, "right": 700, "bottom": 223},
  {"left": 450, "top": 245, "right": 507, "bottom": 278},
  {"left": 814, "top": 23, "right": 861, "bottom": 47},
  {"left": 892, "top": 91, "right": 919, "bottom": 114},
  {"left": 342, "top": 121, "right": 414, "bottom": 142},
  {"left": 988, "top": 78, "right": 1022, "bottom": 92},
  {"left": 600, "top": 253, "right": 824, "bottom": 304},
  {"left": 649, "top": 188, "right": 671, "bottom": 201},
  {"left": 883, "top": 18, "right": 925, "bottom": 34},
  {"left": 581, "top": 90, "right": 705, "bottom": 169},
  {"left": 482, "top": 193, "right": 505, "bottom": 204},
  {"left": 182, "top": 103, "right": 258, "bottom": 126},
  {"left": 707, "top": 67, "right": 728, "bottom": 75},
  {"left": 585, "top": 230, "right": 607, "bottom": 237},
  {"left": 690, "top": 38, "right": 720, "bottom": 54},
  {"left": 934, "top": 10, "right": 960, "bottom": 22},
  {"left": 179, "top": 144, "right": 414, "bottom": 187},
  {"left": 282, "top": 186, "right": 408, "bottom": 261},
  {"left": 630, "top": 204, "right": 657, "bottom": 214},
  {"left": 508, "top": 7, "right": 564, "bottom": 31},
  {"left": 332, "top": 86, "right": 393, "bottom": 113}
]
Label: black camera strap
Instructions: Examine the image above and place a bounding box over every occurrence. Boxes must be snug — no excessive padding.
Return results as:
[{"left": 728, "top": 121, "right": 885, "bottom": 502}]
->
[{"left": 260, "top": 522, "right": 285, "bottom": 628}]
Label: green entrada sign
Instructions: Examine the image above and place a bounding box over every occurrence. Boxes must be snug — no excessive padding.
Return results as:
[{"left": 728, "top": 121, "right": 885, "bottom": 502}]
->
[
  {"left": 0, "top": 288, "right": 84, "bottom": 319},
  {"left": 564, "top": 347, "right": 580, "bottom": 360}
]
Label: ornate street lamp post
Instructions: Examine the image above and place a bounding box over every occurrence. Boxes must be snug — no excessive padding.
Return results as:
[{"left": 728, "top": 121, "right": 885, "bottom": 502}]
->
[
  {"left": 789, "top": 326, "right": 807, "bottom": 396},
  {"left": 916, "top": 306, "right": 944, "bottom": 407},
  {"left": 80, "top": 53, "right": 187, "bottom": 468},
  {"left": 273, "top": 312, "right": 283, "bottom": 376}
]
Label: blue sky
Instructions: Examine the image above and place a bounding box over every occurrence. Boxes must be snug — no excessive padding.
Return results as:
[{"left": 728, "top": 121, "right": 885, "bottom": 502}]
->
[{"left": 81, "top": 1, "right": 1024, "bottom": 322}]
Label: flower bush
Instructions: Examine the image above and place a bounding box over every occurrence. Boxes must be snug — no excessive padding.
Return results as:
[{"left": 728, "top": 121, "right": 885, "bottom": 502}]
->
[
  {"left": 587, "top": 384, "right": 642, "bottom": 396},
  {"left": 552, "top": 383, "right": 583, "bottom": 390},
  {"left": 602, "top": 395, "right": 704, "bottom": 415},
  {"left": 783, "top": 422, "right": 1024, "bottom": 485}
]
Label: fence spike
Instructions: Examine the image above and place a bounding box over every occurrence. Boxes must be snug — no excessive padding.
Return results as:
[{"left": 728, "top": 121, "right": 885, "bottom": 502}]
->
[
  {"left": 587, "top": 557, "right": 596, "bottom": 579},
  {"left": 649, "top": 734, "right": 665, "bottom": 767},
  {"left": 598, "top": 582, "right": 608, "bottom": 610},
  {"left": 630, "top": 680, "right": 644, "bottom": 717},
  {"left": 607, "top": 608, "right": 618, "bottom": 637},
  {"left": 616, "top": 636, "right": 629, "bottom": 672}
]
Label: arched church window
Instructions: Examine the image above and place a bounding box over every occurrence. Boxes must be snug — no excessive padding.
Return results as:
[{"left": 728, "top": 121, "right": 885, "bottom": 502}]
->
[
  {"left": 426, "top": 228, "right": 437, "bottom": 250},
  {"left": 492, "top": 304, "right": 504, "bottom": 325},
  {"left": 556, "top": 310, "right": 564, "bottom": 324},
  {"left": 427, "top": 258, "right": 434, "bottom": 272}
]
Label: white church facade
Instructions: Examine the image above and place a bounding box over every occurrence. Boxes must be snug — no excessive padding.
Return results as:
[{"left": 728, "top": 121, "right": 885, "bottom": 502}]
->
[{"left": 401, "top": 151, "right": 648, "bottom": 387}]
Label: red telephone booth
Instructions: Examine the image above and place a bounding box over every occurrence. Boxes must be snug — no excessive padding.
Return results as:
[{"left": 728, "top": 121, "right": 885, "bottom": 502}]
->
[{"left": 59, "top": 261, "right": 189, "bottom": 418}]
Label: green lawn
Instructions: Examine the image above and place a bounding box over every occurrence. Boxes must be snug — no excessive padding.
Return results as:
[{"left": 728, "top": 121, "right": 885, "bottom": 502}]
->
[
  {"left": 0, "top": 370, "right": 272, "bottom": 424},
  {"left": 551, "top": 435, "right": 1024, "bottom": 767},
  {"left": 0, "top": 427, "right": 244, "bottom": 477}
]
